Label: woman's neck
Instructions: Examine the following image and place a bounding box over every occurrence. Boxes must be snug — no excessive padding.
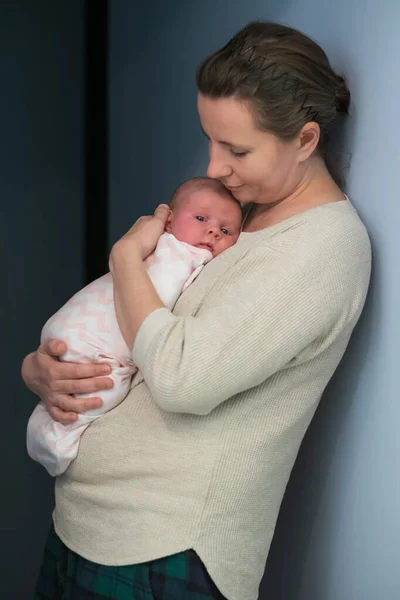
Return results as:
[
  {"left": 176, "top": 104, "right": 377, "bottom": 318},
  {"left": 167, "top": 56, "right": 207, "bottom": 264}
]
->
[{"left": 243, "top": 159, "right": 346, "bottom": 233}]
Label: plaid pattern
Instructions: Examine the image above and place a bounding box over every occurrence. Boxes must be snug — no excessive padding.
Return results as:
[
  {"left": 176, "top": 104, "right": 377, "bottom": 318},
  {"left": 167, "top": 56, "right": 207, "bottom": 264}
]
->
[{"left": 34, "top": 526, "right": 226, "bottom": 599}]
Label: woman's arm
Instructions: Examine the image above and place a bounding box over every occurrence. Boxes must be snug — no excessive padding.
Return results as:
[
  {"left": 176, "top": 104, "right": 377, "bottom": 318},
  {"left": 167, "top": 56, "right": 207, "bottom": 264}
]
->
[
  {"left": 131, "top": 235, "right": 369, "bottom": 415},
  {"left": 21, "top": 205, "right": 170, "bottom": 424},
  {"left": 22, "top": 340, "right": 113, "bottom": 424},
  {"left": 109, "top": 204, "right": 170, "bottom": 349},
  {"left": 110, "top": 252, "right": 164, "bottom": 350}
]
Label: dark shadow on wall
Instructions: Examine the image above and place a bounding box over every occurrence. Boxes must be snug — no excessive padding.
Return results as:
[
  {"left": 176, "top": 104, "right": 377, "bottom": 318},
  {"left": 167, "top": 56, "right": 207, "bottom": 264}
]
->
[
  {"left": 1, "top": 1, "right": 108, "bottom": 597},
  {"left": 85, "top": 0, "right": 109, "bottom": 283}
]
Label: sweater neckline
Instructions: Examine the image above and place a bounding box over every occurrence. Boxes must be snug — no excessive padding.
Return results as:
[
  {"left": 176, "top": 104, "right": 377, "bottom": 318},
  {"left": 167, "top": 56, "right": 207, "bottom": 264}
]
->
[{"left": 239, "top": 196, "right": 350, "bottom": 241}]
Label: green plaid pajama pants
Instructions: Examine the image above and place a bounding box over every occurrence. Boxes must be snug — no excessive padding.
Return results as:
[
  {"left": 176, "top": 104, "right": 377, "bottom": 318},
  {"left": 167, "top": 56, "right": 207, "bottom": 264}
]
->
[{"left": 34, "top": 526, "right": 226, "bottom": 599}]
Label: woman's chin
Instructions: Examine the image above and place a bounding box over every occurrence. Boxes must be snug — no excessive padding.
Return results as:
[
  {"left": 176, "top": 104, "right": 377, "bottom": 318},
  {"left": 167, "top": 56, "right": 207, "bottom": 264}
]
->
[
  {"left": 231, "top": 186, "right": 253, "bottom": 203},
  {"left": 229, "top": 185, "right": 245, "bottom": 198}
]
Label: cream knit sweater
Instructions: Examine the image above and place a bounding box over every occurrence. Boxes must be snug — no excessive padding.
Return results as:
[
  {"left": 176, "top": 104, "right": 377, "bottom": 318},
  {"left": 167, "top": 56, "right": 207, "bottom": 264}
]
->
[{"left": 54, "top": 200, "right": 371, "bottom": 600}]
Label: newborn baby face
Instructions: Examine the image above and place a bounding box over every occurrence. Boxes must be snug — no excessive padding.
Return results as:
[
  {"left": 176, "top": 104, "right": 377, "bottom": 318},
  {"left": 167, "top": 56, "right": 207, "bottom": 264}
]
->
[{"left": 166, "top": 189, "right": 242, "bottom": 257}]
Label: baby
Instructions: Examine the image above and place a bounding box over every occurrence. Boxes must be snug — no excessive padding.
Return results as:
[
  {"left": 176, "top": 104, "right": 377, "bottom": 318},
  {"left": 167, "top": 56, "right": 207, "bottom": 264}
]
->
[{"left": 27, "top": 176, "right": 242, "bottom": 476}]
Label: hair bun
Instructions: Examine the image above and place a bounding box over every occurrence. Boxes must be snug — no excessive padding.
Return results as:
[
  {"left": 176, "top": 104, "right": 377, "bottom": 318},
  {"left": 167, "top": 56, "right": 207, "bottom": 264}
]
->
[{"left": 335, "top": 75, "right": 350, "bottom": 114}]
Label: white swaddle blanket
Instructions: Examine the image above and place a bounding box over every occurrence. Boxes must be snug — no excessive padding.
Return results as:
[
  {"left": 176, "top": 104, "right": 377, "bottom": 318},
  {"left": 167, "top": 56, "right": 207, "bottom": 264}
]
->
[{"left": 27, "top": 233, "right": 212, "bottom": 476}]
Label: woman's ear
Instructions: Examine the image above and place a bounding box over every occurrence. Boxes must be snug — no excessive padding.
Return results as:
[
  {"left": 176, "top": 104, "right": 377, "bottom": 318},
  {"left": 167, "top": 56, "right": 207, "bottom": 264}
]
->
[
  {"left": 164, "top": 209, "right": 173, "bottom": 233},
  {"left": 297, "top": 122, "right": 320, "bottom": 162}
]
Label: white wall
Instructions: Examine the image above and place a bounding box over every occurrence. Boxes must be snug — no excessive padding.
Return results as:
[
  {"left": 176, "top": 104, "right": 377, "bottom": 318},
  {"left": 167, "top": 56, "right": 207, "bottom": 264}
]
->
[{"left": 109, "top": 1, "right": 399, "bottom": 598}]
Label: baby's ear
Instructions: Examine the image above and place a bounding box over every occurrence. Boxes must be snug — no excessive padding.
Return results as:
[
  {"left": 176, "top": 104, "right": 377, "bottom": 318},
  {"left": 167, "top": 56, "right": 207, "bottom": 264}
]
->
[{"left": 164, "top": 209, "right": 173, "bottom": 232}]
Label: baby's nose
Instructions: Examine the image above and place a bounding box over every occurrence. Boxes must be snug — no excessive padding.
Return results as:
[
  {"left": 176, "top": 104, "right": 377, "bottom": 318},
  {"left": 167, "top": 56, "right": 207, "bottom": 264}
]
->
[{"left": 208, "top": 225, "right": 220, "bottom": 237}]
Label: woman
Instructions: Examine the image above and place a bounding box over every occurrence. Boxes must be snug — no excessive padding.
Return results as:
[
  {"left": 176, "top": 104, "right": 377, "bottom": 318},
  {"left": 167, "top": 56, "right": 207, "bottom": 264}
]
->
[{"left": 23, "top": 22, "right": 371, "bottom": 600}]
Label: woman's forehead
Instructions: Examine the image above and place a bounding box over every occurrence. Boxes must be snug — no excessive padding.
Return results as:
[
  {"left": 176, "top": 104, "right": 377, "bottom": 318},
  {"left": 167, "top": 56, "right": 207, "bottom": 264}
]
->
[{"left": 197, "top": 94, "right": 258, "bottom": 141}]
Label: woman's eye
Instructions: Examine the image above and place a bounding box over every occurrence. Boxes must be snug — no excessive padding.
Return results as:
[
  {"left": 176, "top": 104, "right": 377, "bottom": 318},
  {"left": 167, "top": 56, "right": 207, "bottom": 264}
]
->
[
  {"left": 195, "top": 215, "right": 205, "bottom": 222},
  {"left": 221, "top": 228, "right": 229, "bottom": 235},
  {"left": 230, "top": 149, "right": 248, "bottom": 158}
]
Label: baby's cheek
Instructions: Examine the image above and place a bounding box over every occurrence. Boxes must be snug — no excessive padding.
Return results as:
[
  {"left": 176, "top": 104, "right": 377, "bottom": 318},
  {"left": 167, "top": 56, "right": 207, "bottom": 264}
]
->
[
  {"left": 169, "top": 218, "right": 197, "bottom": 245},
  {"left": 218, "top": 237, "right": 237, "bottom": 254},
  {"left": 168, "top": 219, "right": 184, "bottom": 238}
]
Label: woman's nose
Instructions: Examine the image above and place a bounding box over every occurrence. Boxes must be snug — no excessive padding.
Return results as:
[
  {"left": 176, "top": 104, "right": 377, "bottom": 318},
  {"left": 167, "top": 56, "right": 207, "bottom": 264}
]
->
[{"left": 207, "top": 146, "right": 232, "bottom": 180}]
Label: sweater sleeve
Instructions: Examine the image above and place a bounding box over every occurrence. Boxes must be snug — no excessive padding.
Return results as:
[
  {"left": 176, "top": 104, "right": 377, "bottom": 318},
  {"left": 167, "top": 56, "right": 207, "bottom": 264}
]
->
[{"left": 132, "top": 240, "right": 364, "bottom": 415}]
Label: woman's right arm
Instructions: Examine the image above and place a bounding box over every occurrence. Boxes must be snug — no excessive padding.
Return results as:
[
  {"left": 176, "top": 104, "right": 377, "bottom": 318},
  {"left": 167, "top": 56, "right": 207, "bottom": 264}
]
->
[
  {"left": 131, "top": 227, "right": 370, "bottom": 416},
  {"left": 21, "top": 339, "right": 113, "bottom": 424}
]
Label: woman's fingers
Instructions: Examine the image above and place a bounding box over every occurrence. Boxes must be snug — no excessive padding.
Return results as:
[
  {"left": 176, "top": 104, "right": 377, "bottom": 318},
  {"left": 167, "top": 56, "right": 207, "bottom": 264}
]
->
[
  {"left": 39, "top": 339, "right": 67, "bottom": 358},
  {"left": 36, "top": 342, "right": 112, "bottom": 382},
  {"left": 154, "top": 204, "right": 170, "bottom": 222},
  {"left": 22, "top": 340, "right": 114, "bottom": 422},
  {"left": 47, "top": 391, "right": 106, "bottom": 423},
  {"left": 39, "top": 339, "right": 112, "bottom": 381},
  {"left": 55, "top": 376, "right": 113, "bottom": 396},
  {"left": 57, "top": 394, "right": 104, "bottom": 413},
  {"left": 47, "top": 392, "right": 106, "bottom": 423},
  {"left": 123, "top": 205, "right": 169, "bottom": 240},
  {"left": 111, "top": 206, "right": 170, "bottom": 264},
  {"left": 70, "top": 395, "right": 104, "bottom": 412},
  {"left": 52, "top": 361, "right": 112, "bottom": 382},
  {"left": 49, "top": 404, "right": 78, "bottom": 425}
]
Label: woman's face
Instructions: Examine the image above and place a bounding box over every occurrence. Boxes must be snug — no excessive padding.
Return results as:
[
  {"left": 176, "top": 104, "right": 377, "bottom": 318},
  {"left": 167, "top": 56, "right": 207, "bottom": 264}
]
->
[{"left": 197, "top": 94, "right": 303, "bottom": 205}]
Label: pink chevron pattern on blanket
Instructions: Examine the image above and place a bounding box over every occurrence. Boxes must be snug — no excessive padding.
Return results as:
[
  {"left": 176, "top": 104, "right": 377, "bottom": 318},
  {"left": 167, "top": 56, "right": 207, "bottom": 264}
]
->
[{"left": 27, "top": 234, "right": 212, "bottom": 476}]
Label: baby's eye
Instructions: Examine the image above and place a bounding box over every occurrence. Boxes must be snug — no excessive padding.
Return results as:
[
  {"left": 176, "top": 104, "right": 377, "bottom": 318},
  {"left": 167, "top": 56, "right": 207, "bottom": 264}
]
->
[
  {"left": 221, "top": 228, "right": 229, "bottom": 235},
  {"left": 195, "top": 215, "right": 205, "bottom": 222}
]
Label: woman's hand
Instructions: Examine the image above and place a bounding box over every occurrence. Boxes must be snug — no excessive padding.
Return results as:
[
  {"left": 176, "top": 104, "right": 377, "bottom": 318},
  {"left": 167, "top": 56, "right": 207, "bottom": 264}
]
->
[
  {"left": 21, "top": 339, "right": 113, "bottom": 424},
  {"left": 110, "top": 204, "right": 170, "bottom": 270},
  {"left": 108, "top": 204, "right": 169, "bottom": 350}
]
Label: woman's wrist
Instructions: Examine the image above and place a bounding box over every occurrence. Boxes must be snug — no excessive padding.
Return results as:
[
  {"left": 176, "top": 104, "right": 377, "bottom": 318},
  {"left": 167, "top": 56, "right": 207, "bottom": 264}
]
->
[
  {"left": 109, "top": 239, "right": 142, "bottom": 276},
  {"left": 110, "top": 241, "right": 163, "bottom": 349}
]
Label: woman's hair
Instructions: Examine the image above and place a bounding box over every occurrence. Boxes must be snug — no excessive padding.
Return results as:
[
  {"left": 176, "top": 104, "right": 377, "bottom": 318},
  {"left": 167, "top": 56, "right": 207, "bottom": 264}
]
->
[{"left": 196, "top": 22, "right": 350, "bottom": 182}]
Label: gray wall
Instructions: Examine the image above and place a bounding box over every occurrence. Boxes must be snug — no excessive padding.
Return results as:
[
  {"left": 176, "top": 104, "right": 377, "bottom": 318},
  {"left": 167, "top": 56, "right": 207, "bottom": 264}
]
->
[
  {"left": 110, "top": 1, "right": 398, "bottom": 599},
  {"left": 1, "top": 2, "right": 84, "bottom": 597},
  {"left": 260, "top": 2, "right": 399, "bottom": 599}
]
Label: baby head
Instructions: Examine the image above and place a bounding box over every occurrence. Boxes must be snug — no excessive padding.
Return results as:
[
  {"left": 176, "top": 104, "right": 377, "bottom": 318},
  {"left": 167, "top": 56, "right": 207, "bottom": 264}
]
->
[{"left": 165, "top": 177, "right": 243, "bottom": 257}]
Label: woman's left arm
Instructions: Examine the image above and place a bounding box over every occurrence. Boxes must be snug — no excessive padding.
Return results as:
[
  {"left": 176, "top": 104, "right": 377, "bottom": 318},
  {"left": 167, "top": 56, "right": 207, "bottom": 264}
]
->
[{"left": 109, "top": 204, "right": 170, "bottom": 349}]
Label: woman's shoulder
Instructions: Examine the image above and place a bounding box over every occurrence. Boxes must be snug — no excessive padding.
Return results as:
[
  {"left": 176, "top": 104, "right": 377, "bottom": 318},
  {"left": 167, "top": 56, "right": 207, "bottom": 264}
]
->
[
  {"left": 241, "top": 199, "right": 370, "bottom": 258},
  {"left": 178, "top": 200, "right": 370, "bottom": 321},
  {"left": 227, "top": 200, "right": 371, "bottom": 302}
]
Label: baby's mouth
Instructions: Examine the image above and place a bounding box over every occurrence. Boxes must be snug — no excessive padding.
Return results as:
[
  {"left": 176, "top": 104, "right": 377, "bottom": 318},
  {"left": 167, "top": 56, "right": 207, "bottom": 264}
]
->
[{"left": 197, "top": 242, "right": 214, "bottom": 253}]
